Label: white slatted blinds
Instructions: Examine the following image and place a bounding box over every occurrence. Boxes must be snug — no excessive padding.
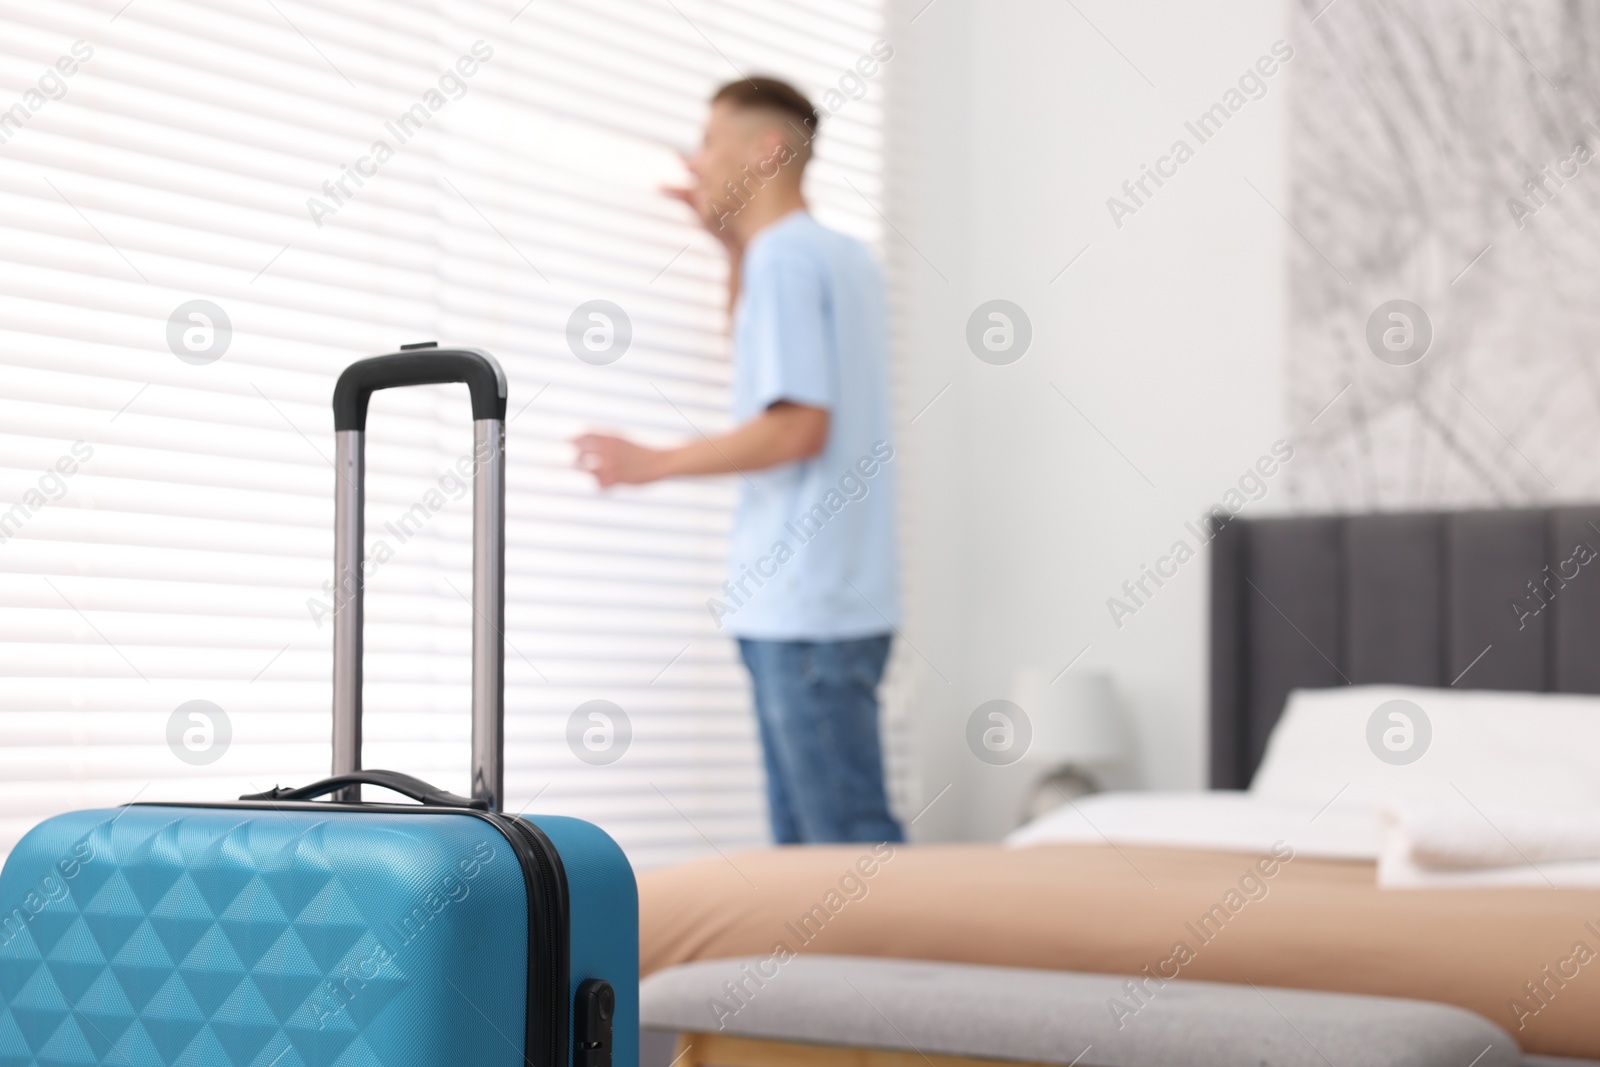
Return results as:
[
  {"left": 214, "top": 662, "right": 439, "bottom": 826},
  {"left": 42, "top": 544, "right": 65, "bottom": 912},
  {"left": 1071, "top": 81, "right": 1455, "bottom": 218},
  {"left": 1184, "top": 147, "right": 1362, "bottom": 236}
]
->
[{"left": 0, "top": 0, "right": 891, "bottom": 870}]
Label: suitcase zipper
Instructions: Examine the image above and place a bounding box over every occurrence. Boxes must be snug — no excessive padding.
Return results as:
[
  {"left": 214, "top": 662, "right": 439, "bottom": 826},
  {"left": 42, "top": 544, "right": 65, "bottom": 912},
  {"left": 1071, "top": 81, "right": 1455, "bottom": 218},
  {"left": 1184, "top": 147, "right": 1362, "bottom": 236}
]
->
[{"left": 485, "top": 812, "right": 570, "bottom": 1067}]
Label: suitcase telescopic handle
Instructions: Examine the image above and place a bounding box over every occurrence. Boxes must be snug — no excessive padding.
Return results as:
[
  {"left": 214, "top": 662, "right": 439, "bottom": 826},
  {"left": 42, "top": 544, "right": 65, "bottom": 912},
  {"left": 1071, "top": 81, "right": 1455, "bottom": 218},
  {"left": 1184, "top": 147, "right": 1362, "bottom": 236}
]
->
[
  {"left": 330, "top": 347, "right": 509, "bottom": 811},
  {"left": 333, "top": 348, "right": 508, "bottom": 431}
]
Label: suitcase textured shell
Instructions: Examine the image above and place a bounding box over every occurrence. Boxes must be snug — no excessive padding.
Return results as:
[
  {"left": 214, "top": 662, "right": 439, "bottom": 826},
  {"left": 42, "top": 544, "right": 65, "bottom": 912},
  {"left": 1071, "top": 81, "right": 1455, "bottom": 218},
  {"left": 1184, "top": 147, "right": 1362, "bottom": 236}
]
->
[{"left": 0, "top": 804, "right": 638, "bottom": 1067}]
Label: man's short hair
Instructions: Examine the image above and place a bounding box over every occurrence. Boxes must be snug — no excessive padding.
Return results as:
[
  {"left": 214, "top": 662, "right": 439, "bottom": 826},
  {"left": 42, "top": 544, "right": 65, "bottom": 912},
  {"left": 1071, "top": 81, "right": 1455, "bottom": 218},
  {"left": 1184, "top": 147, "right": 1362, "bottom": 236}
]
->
[{"left": 712, "top": 77, "right": 819, "bottom": 161}]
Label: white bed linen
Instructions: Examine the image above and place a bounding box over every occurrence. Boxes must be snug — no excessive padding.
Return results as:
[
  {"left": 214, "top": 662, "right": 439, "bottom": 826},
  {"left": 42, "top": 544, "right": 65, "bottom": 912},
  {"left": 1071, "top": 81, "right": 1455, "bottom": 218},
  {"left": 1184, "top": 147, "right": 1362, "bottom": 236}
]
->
[
  {"left": 1251, "top": 685, "right": 1600, "bottom": 811},
  {"left": 1004, "top": 789, "right": 1600, "bottom": 888},
  {"left": 1008, "top": 686, "right": 1600, "bottom": 887},
  {"left": 1005, "top": 789, "right": 1381, "bottom": 859}
]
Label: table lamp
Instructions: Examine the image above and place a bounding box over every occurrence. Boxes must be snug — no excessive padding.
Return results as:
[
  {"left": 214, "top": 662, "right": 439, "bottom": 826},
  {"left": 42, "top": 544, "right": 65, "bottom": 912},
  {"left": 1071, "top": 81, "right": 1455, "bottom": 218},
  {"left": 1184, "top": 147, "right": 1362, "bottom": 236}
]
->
[{"left": 1013, "top": 668, "right": 1132, "bottom": 824}]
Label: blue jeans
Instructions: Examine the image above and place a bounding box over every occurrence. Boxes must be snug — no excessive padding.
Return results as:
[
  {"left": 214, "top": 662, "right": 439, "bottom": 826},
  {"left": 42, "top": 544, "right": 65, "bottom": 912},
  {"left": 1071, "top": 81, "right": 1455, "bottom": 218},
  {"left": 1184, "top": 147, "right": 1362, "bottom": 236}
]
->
[{"left": 738, "top": 635, "right": 905, "bottom": 845}]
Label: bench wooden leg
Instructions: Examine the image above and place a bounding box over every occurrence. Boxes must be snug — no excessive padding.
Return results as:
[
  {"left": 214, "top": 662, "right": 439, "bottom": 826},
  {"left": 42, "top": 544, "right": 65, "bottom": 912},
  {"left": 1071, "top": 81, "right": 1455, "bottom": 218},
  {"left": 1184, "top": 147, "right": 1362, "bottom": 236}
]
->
[{"left": 673, "top": 1033, "right": 704, "bottom": 1067}]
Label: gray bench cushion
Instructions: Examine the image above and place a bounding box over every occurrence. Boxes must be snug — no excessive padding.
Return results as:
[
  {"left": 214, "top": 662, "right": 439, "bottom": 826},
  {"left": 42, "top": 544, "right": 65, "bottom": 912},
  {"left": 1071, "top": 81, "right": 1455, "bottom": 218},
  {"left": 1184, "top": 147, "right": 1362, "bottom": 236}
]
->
[{"left": 640, "top": 956, "right": 1521, "bottom": 1067}]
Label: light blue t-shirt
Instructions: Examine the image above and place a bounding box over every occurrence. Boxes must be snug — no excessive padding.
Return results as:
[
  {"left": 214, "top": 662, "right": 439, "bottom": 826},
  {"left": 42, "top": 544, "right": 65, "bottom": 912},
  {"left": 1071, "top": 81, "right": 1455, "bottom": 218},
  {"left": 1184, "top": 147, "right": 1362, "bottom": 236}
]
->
[{"left": 712, "top": 211, "right": 899, "bottom": 640}]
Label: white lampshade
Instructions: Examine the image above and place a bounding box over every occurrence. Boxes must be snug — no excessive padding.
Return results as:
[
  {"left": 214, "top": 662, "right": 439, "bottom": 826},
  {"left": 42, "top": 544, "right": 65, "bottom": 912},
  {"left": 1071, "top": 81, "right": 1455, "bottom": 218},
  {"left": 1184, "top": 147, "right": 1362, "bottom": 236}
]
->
[{"left": 1012, "top": 668, "right": 1131, "bottom": 766}]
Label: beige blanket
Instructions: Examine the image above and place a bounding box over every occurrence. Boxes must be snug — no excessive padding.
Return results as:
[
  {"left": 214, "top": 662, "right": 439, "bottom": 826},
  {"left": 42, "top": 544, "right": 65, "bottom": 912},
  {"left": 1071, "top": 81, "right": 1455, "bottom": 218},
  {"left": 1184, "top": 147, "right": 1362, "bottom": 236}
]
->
[{"left": 640, "top": 842, "right": 1600, "bottom": 1059}]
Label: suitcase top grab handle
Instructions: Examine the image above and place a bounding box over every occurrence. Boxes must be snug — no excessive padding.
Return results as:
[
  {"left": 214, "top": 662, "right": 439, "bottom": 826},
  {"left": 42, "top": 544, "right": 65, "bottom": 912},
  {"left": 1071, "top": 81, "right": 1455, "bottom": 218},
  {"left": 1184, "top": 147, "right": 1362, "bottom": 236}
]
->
[
  {"left": 241, "top": 769, "right": 487, "bottom": 809},
  {"left": 330, "top": 346, "right": 509, "bottom": 811}
]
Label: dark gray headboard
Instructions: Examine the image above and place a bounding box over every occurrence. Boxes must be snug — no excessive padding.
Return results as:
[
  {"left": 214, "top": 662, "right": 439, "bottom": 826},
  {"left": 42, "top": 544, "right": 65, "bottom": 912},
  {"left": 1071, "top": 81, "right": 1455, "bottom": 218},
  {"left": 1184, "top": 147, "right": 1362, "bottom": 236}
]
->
[{"left": 1209, "top": 506, "right": 1600, "bottom": 789}]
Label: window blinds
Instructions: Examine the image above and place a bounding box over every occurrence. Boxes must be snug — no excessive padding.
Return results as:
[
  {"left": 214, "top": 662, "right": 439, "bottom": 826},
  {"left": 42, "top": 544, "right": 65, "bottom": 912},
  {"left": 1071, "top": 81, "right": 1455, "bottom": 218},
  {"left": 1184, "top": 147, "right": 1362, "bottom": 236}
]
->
[{"left": 0, "top": 0, "right": 890, "bottom": 870}]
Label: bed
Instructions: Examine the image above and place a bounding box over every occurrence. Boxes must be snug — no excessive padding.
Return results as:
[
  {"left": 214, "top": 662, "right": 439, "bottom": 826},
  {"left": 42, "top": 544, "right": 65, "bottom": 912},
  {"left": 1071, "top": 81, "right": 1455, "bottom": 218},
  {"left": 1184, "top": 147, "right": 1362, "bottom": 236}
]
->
[{"left": 639, "top": 507, "right": 1600, "bottom": 1061}]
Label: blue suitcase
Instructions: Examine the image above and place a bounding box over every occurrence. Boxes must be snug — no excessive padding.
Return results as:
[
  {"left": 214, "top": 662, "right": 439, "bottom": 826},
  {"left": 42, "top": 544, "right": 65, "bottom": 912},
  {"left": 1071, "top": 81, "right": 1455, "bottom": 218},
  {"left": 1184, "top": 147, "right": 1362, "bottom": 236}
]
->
[{"left": 0, "top": 349, "right": 639, "bottom": 1067}]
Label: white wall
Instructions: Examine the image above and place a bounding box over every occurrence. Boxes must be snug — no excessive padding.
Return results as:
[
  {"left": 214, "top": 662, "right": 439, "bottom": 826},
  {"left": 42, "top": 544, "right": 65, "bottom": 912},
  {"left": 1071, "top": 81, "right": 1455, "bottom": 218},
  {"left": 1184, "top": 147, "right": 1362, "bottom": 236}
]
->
[{"left": 886, "top": 0, "right": 1294, "bottom": 840}]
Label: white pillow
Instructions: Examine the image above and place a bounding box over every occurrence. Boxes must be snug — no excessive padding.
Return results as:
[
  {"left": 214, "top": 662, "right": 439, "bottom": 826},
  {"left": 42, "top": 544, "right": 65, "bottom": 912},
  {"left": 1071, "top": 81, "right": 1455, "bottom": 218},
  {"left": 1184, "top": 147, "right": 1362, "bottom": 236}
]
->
[{"left": 1249, "top": 685, "right": 1600, "bottom": 811}]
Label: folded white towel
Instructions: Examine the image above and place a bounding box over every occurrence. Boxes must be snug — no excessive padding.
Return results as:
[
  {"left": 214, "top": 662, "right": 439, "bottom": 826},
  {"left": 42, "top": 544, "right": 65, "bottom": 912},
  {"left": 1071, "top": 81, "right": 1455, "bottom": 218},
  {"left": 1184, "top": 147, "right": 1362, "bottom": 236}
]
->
[
  {"left": 1377, "top": 802, "right": 1600, "bottom": 889},
  {"left": 1388, "top": 803, "right": 1600, "bottom": 867}
]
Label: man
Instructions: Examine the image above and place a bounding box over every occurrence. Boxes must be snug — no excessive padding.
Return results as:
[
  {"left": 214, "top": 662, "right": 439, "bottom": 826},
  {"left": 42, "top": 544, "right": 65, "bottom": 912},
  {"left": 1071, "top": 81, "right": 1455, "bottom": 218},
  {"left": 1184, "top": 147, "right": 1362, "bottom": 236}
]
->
[{"left": 573, "top": 77, "right": 903, "bottom": 845}]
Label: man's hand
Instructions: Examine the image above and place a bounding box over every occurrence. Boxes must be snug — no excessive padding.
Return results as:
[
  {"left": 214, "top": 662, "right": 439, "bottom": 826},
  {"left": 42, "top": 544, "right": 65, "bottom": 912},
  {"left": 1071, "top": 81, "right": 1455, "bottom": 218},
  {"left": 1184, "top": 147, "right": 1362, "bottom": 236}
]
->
[
  {"left": 663, "top": 151, "right": 747, "bottom": 312},
  {"left": 662, "top": 180, "right": 738, "bottom": 251},
  {"left": 662, "top": 151, "right": 738, "bottom": 248},
  {"left": 572, "top": 433, "right": 665, "bottom": 488},
  {"left": 574, "top": 403, "right": 828, "bottom": 489}
]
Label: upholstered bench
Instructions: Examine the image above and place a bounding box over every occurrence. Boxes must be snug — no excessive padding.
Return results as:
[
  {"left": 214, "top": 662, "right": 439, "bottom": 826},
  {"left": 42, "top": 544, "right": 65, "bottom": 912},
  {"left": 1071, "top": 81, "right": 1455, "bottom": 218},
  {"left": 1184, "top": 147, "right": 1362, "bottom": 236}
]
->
[{"left": 639, "top": 956, "right": 1535, "bottom": 1067}]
